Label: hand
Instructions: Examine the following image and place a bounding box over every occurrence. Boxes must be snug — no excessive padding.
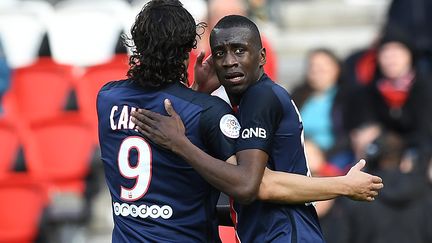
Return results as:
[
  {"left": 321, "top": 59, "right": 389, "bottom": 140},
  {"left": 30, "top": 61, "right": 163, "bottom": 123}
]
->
[
  {"left": 192, "top": 51, "right": 220, "bottom": 94},
  {"left": 344, "top": 159, "right": 384, "bottom": 201},
  {"left": 131, "top": 99, "right": 186, "bottom": 152}
]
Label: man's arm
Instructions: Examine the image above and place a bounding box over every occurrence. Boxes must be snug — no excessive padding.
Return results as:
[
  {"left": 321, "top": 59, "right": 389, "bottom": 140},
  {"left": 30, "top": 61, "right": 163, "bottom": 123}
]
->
[
  {"left": 132, "top": 99, "right": 266, "bottom": 204},
  {"left": 131, "top": 100, "right": 383, "bottom": 204},
  {"left": 259, "top": 160, "right": 382, "bottom": 204}
]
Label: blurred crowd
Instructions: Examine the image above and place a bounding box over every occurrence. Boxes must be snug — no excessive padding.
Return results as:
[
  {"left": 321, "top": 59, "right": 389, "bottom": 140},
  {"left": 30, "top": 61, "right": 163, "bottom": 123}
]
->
[
  {"left": 1, "top": 0, "right": 432, "bottom": 242},
  {"left": 290, "top": 0, "right": 432, "bottom": 242}
]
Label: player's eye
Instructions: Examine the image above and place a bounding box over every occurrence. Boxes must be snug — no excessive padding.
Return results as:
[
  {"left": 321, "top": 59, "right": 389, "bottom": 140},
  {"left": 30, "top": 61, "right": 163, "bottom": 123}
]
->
[
  {"left": 234, "top": 48, "right": 245, "bottom": 54},
  {"left": 214, "top": 50, "right": 224, "bottom": 57}
]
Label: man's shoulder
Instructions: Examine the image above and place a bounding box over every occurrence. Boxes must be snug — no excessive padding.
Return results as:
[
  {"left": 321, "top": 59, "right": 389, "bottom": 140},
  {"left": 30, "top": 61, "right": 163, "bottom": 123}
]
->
[
  {"left": 98, "top": 79, "right": 135, "bottom": 93},
  {"left": 201, "top": 94, "right": 231, "bottom": 110},
  {"left": 169, "top": 86, "right": 232, "bottom": 112},
  {"left": 247, "top": 75, "right": 287, "bottom": 97},
  {"left": 96, "top": 79, "right": 147, "bottom": 109},
  {"left": 243, "top": 76, "right": 288, "bottom": 106}
]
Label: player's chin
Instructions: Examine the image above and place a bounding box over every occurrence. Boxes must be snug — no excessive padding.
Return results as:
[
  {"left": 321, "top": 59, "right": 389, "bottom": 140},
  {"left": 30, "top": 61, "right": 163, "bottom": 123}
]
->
[{"left": 224, "top": 84, "right": 246, "bottom": 95}]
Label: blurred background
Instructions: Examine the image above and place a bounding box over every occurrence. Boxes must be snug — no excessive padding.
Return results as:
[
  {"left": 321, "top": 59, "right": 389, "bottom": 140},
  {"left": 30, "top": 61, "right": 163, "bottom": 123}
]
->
[{"left": 0, "top": 0, "right": 431, "bottom": 242}]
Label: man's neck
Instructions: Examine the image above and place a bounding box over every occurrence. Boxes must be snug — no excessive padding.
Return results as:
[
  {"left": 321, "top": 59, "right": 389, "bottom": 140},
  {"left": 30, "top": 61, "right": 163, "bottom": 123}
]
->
[
  {"left": 228, "top": 95, "right": 241, "bottom": 107},
  {"left": 228, "top": 72, "right": 265, "bottom": 107}
]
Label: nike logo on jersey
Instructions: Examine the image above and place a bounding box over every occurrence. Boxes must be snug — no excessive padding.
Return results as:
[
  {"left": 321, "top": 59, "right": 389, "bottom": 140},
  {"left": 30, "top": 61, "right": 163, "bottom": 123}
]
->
[{"left": 241, "top": 127, "right": 267, "bottom": 139}]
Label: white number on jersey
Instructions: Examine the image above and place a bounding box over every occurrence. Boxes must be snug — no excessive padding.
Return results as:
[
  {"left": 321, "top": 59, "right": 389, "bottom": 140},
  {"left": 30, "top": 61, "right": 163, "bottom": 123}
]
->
[{"left": 118, "top": 136, "right": 152, "bottom": 201}]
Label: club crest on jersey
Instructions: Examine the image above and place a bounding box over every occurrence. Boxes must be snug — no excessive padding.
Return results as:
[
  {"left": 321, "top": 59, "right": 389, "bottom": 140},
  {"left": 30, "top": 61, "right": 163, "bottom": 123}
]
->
[{"left": 219, "top": 114, "right": 240, "bottom": 138}]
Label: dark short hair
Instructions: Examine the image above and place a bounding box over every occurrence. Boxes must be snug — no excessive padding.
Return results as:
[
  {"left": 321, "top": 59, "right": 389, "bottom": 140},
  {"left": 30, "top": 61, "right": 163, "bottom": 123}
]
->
[
  {"left": 210, "top": 15, "right": 262, "bottom": 49},
  {"left": 125, "top": 0, "right": 205, "bottom": 88}
]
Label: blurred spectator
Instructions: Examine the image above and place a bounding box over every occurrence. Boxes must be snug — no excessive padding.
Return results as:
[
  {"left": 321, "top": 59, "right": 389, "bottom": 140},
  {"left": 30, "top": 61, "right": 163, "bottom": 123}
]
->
[
  {"left": 305, "top": 139, "right": 343, "bottom": 178},
  {"left": 291, "top": 48, "right": 349, "bottom": 169},
  {"left": 342, "top": 39, "right": 380, "bottom": 87},
  {"left": 345, "top": 131, "right": 432, "bottom": 243},
  {"left": 344, "top": 33, "right": 432, "bottom": 150},
  {"left": 386, "top": 0, "right": 432, "bottom": 75},
  {"left": 349, "top": 123, "right": 382, "bottom": 162},
  {"left": 0, "top": 38, "right": 11, "bottom": 115},
  {"left": 316, "top": 197, "right": 351, "bottom": 243},
  {"left": 327, "top": 122, "right": 382, "bottom": 173},
  {"left": 247, "top": 0, "right": 268, "bottom": 21},
  {"left": 342, "top": 0, "right": 432, "bottom": 87},
  {"left": 304, "top": 139, "right": 348, "bottom": 243}
]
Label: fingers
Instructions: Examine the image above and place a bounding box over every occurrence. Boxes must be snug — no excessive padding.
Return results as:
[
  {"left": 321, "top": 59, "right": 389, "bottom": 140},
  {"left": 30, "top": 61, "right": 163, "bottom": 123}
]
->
[
  {"left": 372, "top": 182, "right": 384, "bottom": 190},
  {"left": 369, "top": 190, "right": 379, "bottom": 197},
  {"left": 371, "top": 175, "right": 383, "bottom": 183},
  {"left": 164, "top": 99, "right": 179, "bottom": 118},
  {"left": 135, "top": 108, "right": 161, "bottom": 121},
  {"left": 362, "top": 191, "right": 378, "bottom": 202},
  {"left": 364, "top": 180, "right": 383, "bottom": 202},
  {"left": 196, "top": 50, "right": 205, "bottom": 66},
  {"left": 204, "top": 54, "right": 213, "bottom": 64},
  {"left": 348, "top": 159, "right": 366, "bottom": 174},
  {"left": 131, "top": 109, "right": 158, "bottom": 129},
  {"left": 133, "top": 116, "right": 153, "bottom": 135},
  {"left": 356, "top": 159, "right": 366, "bottom": 170},
  {"left": 366, "top": 196, "right": 375, "bottom": 202}
]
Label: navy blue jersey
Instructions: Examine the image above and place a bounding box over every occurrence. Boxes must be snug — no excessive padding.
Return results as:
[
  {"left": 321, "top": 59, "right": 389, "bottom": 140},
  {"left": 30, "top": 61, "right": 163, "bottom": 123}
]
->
[
  {"left": 97, "top": 80, "right": 239, "bottom": 242},
  {"left": 232, "top": 74, "right": 325, "bottom": 243}
]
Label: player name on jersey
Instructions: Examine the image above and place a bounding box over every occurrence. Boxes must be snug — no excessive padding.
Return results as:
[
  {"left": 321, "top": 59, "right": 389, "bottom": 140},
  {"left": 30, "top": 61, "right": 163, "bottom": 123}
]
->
[{"left": 110, "top": 105, "right": 137, "bottom": 131}]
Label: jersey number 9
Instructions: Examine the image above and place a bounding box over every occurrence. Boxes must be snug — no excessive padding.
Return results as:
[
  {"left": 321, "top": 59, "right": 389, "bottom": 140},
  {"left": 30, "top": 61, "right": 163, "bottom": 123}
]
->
[{"left": 118, "top": 136, "right": 152, "bottom": 201}]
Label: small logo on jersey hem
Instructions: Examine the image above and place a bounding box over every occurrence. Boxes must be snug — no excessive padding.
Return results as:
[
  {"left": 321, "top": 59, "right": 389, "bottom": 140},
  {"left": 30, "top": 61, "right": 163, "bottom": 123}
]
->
[
  {"left": 219, "top": 114, "right": 240, "bottom": 138},
  {"left": 113, "top": 202, "right": 173, "bottom": 219}
]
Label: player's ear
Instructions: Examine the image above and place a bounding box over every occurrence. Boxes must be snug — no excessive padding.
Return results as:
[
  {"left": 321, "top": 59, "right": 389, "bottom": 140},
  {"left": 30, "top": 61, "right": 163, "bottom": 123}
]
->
[{"left": 259, "top": 47, "right": 266, "bottom": 67}]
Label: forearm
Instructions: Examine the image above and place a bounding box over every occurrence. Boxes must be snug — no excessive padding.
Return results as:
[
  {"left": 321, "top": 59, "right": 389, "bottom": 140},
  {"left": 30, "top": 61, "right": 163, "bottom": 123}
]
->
[
  {"left": 172, "top": 137, "right": 263, "bottom": 204},
  {"left": 258, "top": 169, "right": 350, "bottom": 204}
]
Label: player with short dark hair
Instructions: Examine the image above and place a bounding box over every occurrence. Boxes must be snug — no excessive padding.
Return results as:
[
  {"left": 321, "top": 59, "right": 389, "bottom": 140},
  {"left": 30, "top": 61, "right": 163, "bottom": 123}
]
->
[
  {"left": 131, "top": 15, "right": 383, "bottom": 242},
  {"left": 97, "top": 1, "right": 238, "bottom": 242}
]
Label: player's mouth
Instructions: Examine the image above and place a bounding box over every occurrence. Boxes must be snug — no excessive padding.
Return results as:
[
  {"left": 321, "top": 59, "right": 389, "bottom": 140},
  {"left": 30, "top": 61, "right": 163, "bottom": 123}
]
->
[{"left": 224, "top": 72, "right": 245, "bottom": 83}]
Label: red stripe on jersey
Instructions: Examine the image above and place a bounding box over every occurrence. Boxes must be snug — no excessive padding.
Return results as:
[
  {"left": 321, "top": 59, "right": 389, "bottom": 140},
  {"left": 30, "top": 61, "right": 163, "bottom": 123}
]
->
[{"left": 229, "top": 197, "right": 242, "bottom": 243}]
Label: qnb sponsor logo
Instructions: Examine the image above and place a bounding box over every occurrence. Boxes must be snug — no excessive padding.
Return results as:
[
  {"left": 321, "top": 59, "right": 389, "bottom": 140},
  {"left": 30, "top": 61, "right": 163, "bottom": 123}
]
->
[
  {"left": 241, "top": 127, "right": 267, "bottom": 139},
  {"left": 113, "top": 202, "right": 173, "bottom": 219}
]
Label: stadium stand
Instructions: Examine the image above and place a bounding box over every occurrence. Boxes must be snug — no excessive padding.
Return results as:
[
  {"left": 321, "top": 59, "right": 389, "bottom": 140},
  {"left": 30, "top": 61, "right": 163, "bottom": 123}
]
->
[
  {"left": 0, "top": 13, "right": 46, "bottom": 68},
  {"left": 25, "top": 116, "right": 94, "bottom": 196},
  {"left": 0, "top": 119, "right": 20, "bottom": 177},
  {"left": 47, "top": 10, "right": 123, "bottom": 67},
  {"left": 2, "top": 57, "right": 77, "bottom": 125},
  {"left": 18, "top": 0, "right": 55, "bottom": 24},
  {"left": 0, "top": 0, "right": 19, "bottom": 10},
  {"left": 0, "top": 173, "right": 46, "bottom": 243},
  {"left": 75, "top": 53, "right": 129, "bottom": 142}
]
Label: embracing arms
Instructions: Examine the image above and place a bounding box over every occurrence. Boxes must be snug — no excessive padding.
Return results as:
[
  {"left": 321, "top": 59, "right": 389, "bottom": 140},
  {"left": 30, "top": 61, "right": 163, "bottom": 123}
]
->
[
  {"left": 131, "top": 101, "right": 383, "bottom": 204},
  {"left": 132, "top": 99, "right": 267, "bottom": 204}
]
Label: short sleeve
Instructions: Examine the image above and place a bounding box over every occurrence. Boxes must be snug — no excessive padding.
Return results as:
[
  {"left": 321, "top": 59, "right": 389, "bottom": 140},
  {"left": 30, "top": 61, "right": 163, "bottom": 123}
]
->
[
  {"left": 236, "top": 86, "right": 283, "bottom": 154},
  {"left": 200, "top": 97, "right": 239, "bottom": 161}
]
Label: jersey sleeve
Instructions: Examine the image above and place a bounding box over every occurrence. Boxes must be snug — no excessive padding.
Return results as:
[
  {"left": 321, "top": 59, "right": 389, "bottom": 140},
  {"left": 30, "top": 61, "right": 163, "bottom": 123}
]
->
[
  {"left": 200, "top": 97, "right": 239, "bottom": 161},
  {"left": 236, "top": 86, "right": 283, "bottom": 154}
]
